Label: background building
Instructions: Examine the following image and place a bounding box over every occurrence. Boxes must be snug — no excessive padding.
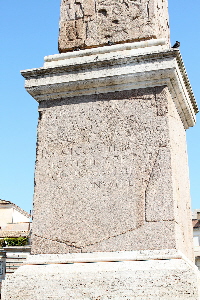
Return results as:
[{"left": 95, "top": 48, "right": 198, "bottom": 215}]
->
[
  {"left": 192, "top": 209, "right": 200, "bottom": 270},
  {"left": 0, "top": 199, "right": 31, "bottom": 237},
  {"left": 0, "top": 200, "right": 31, "bottom": 297}
]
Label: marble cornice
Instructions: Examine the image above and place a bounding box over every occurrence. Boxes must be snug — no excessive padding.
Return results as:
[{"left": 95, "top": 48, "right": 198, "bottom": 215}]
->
[{"left": 21, "top": 41, "right": 198, "bottom": 129}]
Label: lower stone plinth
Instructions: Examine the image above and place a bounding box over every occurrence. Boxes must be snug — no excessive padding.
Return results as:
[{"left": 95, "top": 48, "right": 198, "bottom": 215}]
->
[{"left": 2, "top": 250, "right": 200, "bottom": 300}]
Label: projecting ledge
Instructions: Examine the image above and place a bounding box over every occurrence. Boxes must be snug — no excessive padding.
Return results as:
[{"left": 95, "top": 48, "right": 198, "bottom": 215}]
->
[{"left": 21, "top": 41, "right": 198, "bottom": 129}]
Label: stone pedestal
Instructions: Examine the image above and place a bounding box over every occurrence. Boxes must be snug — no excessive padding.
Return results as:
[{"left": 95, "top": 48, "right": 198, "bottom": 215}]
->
[
  {"left": 22, "top": 39, "right": 197, "bottom": 259},
  {"left": 2, "top": 40, "right": 199, "bottom": 299}
]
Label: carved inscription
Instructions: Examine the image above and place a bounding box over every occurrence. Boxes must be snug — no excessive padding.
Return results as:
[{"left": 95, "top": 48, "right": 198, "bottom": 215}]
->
[{"left": 33, "top": 87, "right": 172, "bottom": 252}]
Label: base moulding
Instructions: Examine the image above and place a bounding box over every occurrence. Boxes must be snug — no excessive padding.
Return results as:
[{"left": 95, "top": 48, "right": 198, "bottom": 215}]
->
[{"left": 2, "top": 250, "right": 200, "bottom": 300}]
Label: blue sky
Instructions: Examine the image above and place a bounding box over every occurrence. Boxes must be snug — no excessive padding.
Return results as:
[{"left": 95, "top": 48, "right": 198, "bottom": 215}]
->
[{"left": 0, "top": 1, "right": 199, "bottom": 213}]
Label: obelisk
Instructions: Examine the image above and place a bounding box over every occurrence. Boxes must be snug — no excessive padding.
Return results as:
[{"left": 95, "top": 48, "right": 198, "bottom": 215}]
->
[
  {"left": 2, "top": 0, "right": 200, "bottom": 299},
  {"left": 58, "top": 0, "right": 170, "bottom": 52}
]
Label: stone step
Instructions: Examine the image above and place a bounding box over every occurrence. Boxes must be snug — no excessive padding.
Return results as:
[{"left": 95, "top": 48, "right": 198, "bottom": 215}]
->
[{"left": 5, "top": 255, "right": 28, "bottom": 274}]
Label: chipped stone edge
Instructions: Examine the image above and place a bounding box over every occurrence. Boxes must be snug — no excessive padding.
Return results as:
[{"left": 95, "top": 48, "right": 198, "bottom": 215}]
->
[
  {"left": 21, "top": 42, "right": 198, "bottom": 129},
  {"left": 45, "top": 39, "right": 167, "bottom": 62}
]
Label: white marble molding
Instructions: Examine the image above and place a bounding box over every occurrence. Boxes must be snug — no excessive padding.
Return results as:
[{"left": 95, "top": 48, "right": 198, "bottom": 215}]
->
[{"left": 21, "top": 39, "right": 198, "bottom": 130}]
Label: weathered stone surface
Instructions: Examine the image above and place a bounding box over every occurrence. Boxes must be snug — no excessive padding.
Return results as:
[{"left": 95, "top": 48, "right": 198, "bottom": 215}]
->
[
  {"left": 58, "top": 0, "right": 170, "bottom": 52},
  {"left": 19, "top": 43, "right": 197, "bottom": 261},
  {"left": 168, "top": 90, "right": 195, "bottom": 262},
  {"left": 2, "top": 0, "right": 198, "bottom": 298},
  {"left": 2, "top": 251, "right": 200, "bottom": 300},
  {"left": 29, "top": 85, "right": 193, "bottom": 261}
]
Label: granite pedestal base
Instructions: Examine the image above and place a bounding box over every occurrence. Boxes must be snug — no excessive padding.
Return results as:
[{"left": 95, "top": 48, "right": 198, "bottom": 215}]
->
[
  {"left": 5, "top": 40, "right": 198, "bottom": 299},
  {"left": 2, "top": 250, "right": 200, "bottom": 300}
]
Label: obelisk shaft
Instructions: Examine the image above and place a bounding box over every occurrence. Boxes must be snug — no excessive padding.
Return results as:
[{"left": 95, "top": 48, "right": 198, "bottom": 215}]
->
[{"left": 59, "top": 0, "right": 170, "bottom": 52}]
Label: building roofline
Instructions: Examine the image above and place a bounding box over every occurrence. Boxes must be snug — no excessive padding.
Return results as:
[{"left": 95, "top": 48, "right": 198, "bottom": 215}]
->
[{"left": 0, "top": 199, "right": 31, "bottom": 219}]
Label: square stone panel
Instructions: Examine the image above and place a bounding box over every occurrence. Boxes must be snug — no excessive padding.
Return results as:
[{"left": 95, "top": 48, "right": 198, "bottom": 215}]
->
[{"left": 32, "top": 86, "right": 174, "bottom": 253}]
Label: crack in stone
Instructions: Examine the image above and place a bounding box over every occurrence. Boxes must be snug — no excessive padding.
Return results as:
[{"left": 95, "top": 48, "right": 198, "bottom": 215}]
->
[
  {"left": 147, "top": 0, "right": 150, "bottom": 19},
  {"left": 34, "top": 234, "right": 82, "bottom": 250},
  {"left": 34, "top": 147, "right": 169, "bottom": 250},
  {"left": 82, "top": 218, "right": 176, "bottom": 249},
  {"left": 144, "top": 143, "right": 170, "bottom": 223},
  {"left": 144, "top": 148, "right": 160, "bottom": 222},
  {"left": 35, "top": 225, "right": 144, "bottom": 250},
  {"left": 82, "top": 225, "right": 143, "bottom": 249}
]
